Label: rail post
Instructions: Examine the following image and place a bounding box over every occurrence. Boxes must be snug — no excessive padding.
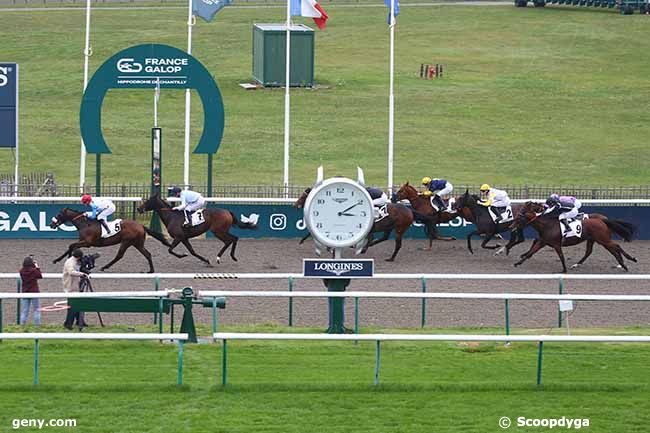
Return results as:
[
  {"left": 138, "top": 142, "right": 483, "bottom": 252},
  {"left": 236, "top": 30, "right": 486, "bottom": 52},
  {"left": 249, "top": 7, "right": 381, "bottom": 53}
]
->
[
  {"left": 354, "top": 297, "right": 359, "bottom": 341},
  {"left": 157, "top": 297, "right": 163, "bottom": 336},
  {"left": 536, "top": 341, "right": 544, "bottom": 386},
  {"left": 222, "top": 339, "right": 228, "bottom": 386},
  {"left": 33, "top": 339, "right": 39, "bottom": 386},
  {"left": 153, "top": 276, "right": 160, "bottom": 325},
  {"left": 505, "top": 299, "right": 510, "bottom": 336},
  {"left": 374, "top": 340, "right": 381, "bottom": 386},
  {"left": 16, "top": 277, "right": 21, "bottom": 325},
  {"left": 420, "top": 277, "right": 427, "bottom": 328},
  {"left": 558, "top": 277, "right": 564, "bottom": 328},
  {"left": 212, "top": 297, "right": 218, "bottom": 335},
  {"left": 177, "top": 340, "right": 184, "bottom": 386},
  {"left": 288, "top": 276, "right": 293, "bottom": 327}
]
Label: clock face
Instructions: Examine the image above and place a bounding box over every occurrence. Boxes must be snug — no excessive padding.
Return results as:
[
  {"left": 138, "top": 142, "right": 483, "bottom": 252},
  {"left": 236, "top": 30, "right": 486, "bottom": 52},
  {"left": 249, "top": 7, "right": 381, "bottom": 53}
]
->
[{"left": 304, "top": 178, "right": 375, "bottom": 248}]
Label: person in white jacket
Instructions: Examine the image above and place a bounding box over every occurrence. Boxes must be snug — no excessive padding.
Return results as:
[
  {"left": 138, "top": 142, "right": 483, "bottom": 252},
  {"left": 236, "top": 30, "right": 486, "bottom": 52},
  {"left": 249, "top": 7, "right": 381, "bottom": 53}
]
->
[{"left": 62, "top": 249, "right": 88, "bottom": 330}]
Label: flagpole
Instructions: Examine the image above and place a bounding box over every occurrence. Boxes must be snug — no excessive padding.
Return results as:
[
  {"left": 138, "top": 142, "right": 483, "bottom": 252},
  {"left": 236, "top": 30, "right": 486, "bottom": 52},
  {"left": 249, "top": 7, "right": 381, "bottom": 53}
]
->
[
  {"left": 283, "top": 0, "right": 291, "bottom": 198},
  {"left": 184, "top": 0, "right": 194, "bottom": 190},
  {"left": 79, "top": 0, "right": 92, "bottom": 193},
  {"left": 387, "top": 0, "right": 396, "bottom": 195}
]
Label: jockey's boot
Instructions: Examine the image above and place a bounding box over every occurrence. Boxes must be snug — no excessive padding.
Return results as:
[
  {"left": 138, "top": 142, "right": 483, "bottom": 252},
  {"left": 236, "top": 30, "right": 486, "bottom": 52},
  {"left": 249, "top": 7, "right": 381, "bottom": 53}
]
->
[
  {"left": 491, "top": 207, "right": 502, "bottom": 224},
  {"left": 99, "top": 219, "right": 110, "bottom": 234},
  {"left": 433, "top": 195, "right": 445, "bottom": 212},
  {"left": 183, "top": 210, "right": 192, "bottom": 228},
  {"left": 561, "top": 219, "right": 571, "bottom": 234}
]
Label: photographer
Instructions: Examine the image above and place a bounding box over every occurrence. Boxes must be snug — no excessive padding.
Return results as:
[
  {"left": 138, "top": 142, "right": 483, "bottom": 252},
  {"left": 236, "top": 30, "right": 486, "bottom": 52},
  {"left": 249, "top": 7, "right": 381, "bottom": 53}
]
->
[
  {"left": 62, "top": 249, "right": 89, "bottom": 330},
  {"left": 19, "top": 256, "right": 43, "bottom": 326}
]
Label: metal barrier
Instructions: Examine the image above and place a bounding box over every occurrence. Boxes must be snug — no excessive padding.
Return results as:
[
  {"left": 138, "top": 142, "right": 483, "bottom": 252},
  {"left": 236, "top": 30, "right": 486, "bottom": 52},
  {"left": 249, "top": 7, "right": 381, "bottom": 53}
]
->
[
  {"left": 213, "top": 332, "right": 650, "bottom": 386},
  {"left": 0, "top": 333, "right": 188, "bottom": 385}
]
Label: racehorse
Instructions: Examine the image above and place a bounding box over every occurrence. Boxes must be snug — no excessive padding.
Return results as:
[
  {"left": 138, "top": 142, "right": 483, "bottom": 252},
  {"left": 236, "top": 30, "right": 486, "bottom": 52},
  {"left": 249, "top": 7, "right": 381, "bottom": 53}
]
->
[
  {"left": 453, "top": 190, "right": 525, "bottom": 255},
  {"left": 511, "top": 201, "right": 637, "bottom": 273},
  {"left": 395, "top": 182, "right": 458, "bottom": 250},
  {"left": 294, "top": 187, "right": 414, "bottom": 261},
  {"left": 137, "top": 193, "right": 257, "bottom": 265},
  {"left": 49, "top": 208, "right": 169, "bottom": 273}
]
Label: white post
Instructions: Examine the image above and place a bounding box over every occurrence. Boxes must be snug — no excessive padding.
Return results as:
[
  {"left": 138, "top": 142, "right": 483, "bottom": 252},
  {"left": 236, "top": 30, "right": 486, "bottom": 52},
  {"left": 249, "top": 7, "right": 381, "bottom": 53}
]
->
[
  {"left": 154, "top": 78, "right": 160, "bottom": 128},
  {"left": 387, "top": 0, "right": 396, "bottom": 195},
  {"left": 14, "top": 65, "right": 19, "bottom": 197},
  {"left": 79, "top": 0, "right": 92, "bottom": 192},
  {"left": 184, "top": 0, "right": 194, "bottom": 190},
  {"left": 283, "top": 2, "right": 291, "bottom": 198}
]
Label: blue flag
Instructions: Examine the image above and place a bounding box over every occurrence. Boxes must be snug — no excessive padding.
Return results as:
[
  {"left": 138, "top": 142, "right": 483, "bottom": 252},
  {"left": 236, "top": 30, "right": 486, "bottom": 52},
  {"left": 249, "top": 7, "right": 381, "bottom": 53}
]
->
[
  {"left": 384, "top": 0, "right": 399, "bottom": 24},
  {"left": 192, "top": 0, "right": 232, "bottom": 22}
]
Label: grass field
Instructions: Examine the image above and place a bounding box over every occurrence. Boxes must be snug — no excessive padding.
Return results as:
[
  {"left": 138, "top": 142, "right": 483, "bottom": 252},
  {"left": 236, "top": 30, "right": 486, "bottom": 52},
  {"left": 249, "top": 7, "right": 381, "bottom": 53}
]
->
[
  {"left": 0, "top": 3, "right": 649, "bottom": 188},
  {"left": 0, "top": 324, "right": 648, "bottom": 432}
]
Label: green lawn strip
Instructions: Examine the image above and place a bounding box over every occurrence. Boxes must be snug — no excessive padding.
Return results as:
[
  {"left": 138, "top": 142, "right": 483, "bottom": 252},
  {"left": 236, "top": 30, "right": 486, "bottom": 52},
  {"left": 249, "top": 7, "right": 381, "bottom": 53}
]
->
[{"left": 0, "top": 6, "right": 648, "bottom": 186}]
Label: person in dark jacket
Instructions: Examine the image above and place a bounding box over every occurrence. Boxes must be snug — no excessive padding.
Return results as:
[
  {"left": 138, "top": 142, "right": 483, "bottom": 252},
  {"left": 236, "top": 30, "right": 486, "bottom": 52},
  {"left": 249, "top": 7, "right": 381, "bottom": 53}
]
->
[{"left": 19, "top": 256, "right": 43, "bottom": 325}]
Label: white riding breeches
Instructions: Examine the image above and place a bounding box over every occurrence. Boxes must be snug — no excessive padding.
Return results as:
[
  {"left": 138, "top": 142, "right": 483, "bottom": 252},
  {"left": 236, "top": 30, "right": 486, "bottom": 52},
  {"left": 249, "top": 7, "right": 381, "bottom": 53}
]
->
[
  {"left": 184, "top": 197, "right": 205, "bottom": 213},
  {"left": 434, "top": 182, "right": 453, "bottom": 197},
  {"left": 372, "top": 193, "right": 389, "bottom": 208},
  {"left": 491, "top": 198, "right": 511, "bottom": 208},
  {"left": 94, "top": 203, "right": 115, "bottom": 221},
  {"left": 560, "top": 205, "right": 580, "bottom": 220}
]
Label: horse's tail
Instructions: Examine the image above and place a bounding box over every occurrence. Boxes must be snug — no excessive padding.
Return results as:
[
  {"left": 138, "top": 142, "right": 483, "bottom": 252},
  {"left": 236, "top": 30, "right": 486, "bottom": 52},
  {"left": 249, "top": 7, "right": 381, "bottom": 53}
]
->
[
  {"left": 603, "top": 219, "right": 636, "bottom": 242},
  {"left": 230, "top": 211, "right": 258, "bottom": 230},
  {"left": 144, "top": 226, "right": 172, "bottom": 247}
]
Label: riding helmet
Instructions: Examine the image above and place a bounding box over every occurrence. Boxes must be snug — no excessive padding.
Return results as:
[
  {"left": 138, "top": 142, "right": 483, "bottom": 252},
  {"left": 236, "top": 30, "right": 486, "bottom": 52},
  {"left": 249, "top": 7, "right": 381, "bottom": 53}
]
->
[
  {"left": 421, "top": 177, "right": 432, "bottom": 186},
  {"left": 168, "top": 186, "right": 182, "bottom": 197},
  {"left": 81, "top": 194, "right": 92, "bottom": 205},
  {"left": 480, "top": 184, "right": 491, "bottom": 192}
]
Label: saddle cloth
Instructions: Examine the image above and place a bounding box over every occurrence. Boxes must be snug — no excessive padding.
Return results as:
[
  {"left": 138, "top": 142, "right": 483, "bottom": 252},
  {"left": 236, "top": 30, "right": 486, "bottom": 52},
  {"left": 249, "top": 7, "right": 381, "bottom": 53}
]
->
[
  {"left": 429, "top": 196, "right": 454, "bottom": 212},
  {"left": 190, "top": 209, "right": 206, "bottom": 226},
  {"left": 487, "top": 205, "right": 514, "bottom": 223},
  {"left": 374, "top": 205, "right": 389, "bottom": 222},
  {"left": 561, "top": 219, "right": 583, "bottom": 239},
  {"left": 100, "top": 219, "right": 122, "bottom": 238}
]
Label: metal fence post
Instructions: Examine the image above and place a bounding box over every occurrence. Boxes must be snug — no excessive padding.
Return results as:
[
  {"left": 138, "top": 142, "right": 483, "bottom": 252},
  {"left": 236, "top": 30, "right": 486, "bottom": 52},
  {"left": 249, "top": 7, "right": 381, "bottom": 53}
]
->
[
  {"left": 420, "top": 277, "right": 427, "bottom": 328},
  {"left": 354, "top": 297, "right": 359, "bottom": 339},
  {"left": 222, "top": 339, "right": 228, "bottom": 386},
  {"left": 177, "top": 340, "right": 184, "bottom": 386},
  {"left": 288, "top": 276, "right": 293, "bottom": 327},
  {"left": 558, "top": 277, "right": 564, "bottom": 328},
  {"left": 153, "top": 276, "right": 160, "bottom": 325},
  {"left": 374, "top": 340, "right": 381, "bottom": 386},
  {"left": 33, "top": 339, "right": 40, "bottom": 386},
  {"left": 505, "top": 299, "right": 510, "bottom": 335},
  {"left": 536, "top": 341, "right": 544, "bottom": 386},
  {"left": 212, "top": 297, "right": 218, "bottom": 335}
]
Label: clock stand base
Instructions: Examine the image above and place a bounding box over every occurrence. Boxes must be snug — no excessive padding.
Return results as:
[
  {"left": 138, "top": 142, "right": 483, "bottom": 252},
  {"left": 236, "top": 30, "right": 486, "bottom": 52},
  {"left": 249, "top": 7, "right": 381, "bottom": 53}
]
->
[{"left": 324, "top": 278, "right": 351, "bottom": 334}]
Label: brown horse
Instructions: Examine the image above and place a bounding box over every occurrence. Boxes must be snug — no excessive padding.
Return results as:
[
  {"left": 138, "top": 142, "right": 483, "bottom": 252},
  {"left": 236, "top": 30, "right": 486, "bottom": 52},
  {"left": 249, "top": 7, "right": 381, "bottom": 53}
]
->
[
  {"left": 138, "top": 193, "right": 257, "bottom": 265},
  {"left": 453, "top": 190, "right": 526, "bottom": 255},
  {"left": 511, "top": 201, "right": 637, "bottom": 273},
  {"left": 395, "top": 182, "right": 457, "bottom": 250},
  {"left": 49, "top": 208, "right": 168, "bottom": 273},
  {"left": 294, "top": 187, "right": 414, "bottom": 261}
]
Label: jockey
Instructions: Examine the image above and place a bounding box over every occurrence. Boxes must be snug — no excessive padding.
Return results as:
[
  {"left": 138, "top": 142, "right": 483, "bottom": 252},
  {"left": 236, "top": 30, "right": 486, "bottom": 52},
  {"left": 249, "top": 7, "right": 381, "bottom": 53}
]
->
[
  {"left": 545, "top": 193, "right": 582, "bottom": 234},
  {"left": 168, "top": 186, "right": 205, "bottom": 227},
  {"left": 421, "top": 177, "right": 453, "bottom": 211},
  {"left": 366, "top": 187, "right": 389, "bottom": 218},
  {"left": 478, "top": 184, "right": 511, "bottom": 223},
  {"left": 81, "top": 194, "right": 115, "bottom": 233}
]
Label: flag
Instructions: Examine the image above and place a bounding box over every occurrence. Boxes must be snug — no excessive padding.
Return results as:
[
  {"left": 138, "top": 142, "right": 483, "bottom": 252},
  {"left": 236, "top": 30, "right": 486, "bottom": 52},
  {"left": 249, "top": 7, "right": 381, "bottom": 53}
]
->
[
  {"left": 384, "top": 0, "right": 399, "bottom": 24},
  {"left": 290, "top": 0, "right": 328, "bottom": 30},
  {"left": 192, "top": 0, "right": 232, "bottom": 22}
]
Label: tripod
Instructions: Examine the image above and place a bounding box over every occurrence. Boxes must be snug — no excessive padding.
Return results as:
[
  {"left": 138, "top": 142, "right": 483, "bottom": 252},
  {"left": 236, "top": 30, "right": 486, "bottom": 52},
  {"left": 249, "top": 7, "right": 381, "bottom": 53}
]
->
[{"left": 79, "top": 276, "right": 105, "bottom": 328}]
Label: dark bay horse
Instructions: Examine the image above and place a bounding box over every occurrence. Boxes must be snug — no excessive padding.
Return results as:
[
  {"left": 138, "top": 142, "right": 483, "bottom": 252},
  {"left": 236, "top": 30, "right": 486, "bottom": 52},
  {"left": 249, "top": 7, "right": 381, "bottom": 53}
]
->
[
  {"left": 294, "top": 188, "right": 414, "bottom": 261},
  {"left": 138, "top": 193, "right": 257, "bottom": 265},
  {"left": 511, "top": 201, "right": 637, "bottom": 273},
  {"left": 453, "top": 190, "right": 525, "bottom": 255},
  {"left": 49, "top": 208, "right": 169, "bottom": 272},
  {"left": 395, "top": 182, "right": 457, "bottom": 250}
]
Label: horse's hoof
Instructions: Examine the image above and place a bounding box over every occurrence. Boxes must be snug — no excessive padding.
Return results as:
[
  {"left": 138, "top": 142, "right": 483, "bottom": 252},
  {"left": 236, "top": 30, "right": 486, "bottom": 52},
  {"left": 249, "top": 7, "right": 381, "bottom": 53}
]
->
[
  {"left": 147, "top": 270, "right": 155, "bottom": 274},
  {"left": 631, "top": 257, "right": 638, "bottom": 263},
  {"left": 231, "top": 256, "right": 238, "bottom": 262},
  {"left": 494, "top": 247, "right": 505, "bottom": 256},
  {"left": 418, "top": 247, "right": 432, "bottom": 252},
  {"left": 385, "top": 258, "right": 395, "bottom": 262},
  {"left": 100, "top": 267, "right": 107, "bottom": 272},
  {"left": 179, "top": 254, "right": 188, "bottom": 259},
  {"left": 570, "top": 263, "right": 580, "bottom": 269},
  {"left": 513, "top": 262, "right": 521, "bottom": 267},
  {"left": 215, "top": 257, "right": 221, "bottom": 264}
]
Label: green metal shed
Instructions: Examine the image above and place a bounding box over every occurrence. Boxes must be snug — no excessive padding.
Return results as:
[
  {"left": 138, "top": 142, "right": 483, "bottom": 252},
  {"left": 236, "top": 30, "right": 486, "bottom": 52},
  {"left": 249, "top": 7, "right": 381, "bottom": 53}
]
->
[{"left": 252, "top": 23, "right": 315, "bottom": 87}]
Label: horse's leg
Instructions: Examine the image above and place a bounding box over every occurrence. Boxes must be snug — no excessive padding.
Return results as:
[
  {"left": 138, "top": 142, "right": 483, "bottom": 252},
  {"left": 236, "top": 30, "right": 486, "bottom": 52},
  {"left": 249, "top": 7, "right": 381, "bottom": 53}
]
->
[
  {"left": 600, "top": 241, "right": 628, "bottom": 271},
  {"left": 53, "top": 241, "right": 87, "bottom": 263},
  {"left": 466, "top": 230, "right": 478, "bottom": 255},
  {"left": 165, "top": 238, "right": 188, "bottom": 259},
  {"left": 180, "top": 239, "right": 211, "bottom": 265},
  {"left": 549, "top": 243, "right": 568, "bottom": 273},
  {"left": 618, "top": 245, "right": 637, "bottom": 263},
  {"left": 299, "top": 233, "right": 311, "bottom": 245},
  {"left": 514, "top": 240, "right": 546, "bottom": 267},
  {"left": 480, "top": 232, "right": 501, "bottom": 250},
  {"left": 505, "top": 229, "right": 525, "bottom": 256},
  {"left": 571, "top": 240, "right": 594, "bottom": 269},
  {"left": 133, "top": 238, "right": 155, "bottom": 273},
  {"left": 387, "top": 233, "right": 403, "bottom": 262},
  {"left": 222, "top": 232, "right": 240, "bottom": 262},
  {"left": 100, "top": 242, "right": 131, "bottom": 271},
  {"left": 361, "top": 233, "right": 373, "bottom": 254},
  {"left": 368, "top": 231, "right": 390, "bottom": 248}
]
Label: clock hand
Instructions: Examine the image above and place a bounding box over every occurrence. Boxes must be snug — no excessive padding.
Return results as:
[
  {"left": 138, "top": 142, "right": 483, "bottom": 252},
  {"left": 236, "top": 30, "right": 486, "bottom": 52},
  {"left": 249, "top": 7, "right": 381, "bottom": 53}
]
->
[
  {"left": 339, "top": 201, "right": 362, "bottom": 214},
  {"left": 339, "top": 212, "right": 356, "bottom": 217}
]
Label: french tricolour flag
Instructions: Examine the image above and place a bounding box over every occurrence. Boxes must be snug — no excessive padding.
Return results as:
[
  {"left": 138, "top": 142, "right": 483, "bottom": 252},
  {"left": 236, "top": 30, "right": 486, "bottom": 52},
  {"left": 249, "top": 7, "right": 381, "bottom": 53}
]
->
[{"left": 290, "top": 0, "right": 328, "bottom": 30}]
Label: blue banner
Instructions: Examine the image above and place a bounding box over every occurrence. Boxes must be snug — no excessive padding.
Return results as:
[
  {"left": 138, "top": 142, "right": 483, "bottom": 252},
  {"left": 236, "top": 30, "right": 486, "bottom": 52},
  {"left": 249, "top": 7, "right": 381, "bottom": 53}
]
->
[
  {"left": 0, "top": 63, "right": 18, "bottom": 148},
  {"left": 0, "top": 203, "right": 647, "bottom": 240}
]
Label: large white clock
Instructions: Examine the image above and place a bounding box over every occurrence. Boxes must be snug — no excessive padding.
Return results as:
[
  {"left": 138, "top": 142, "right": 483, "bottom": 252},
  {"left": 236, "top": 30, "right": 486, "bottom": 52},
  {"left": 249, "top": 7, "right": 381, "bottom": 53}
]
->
[{"left": 304, "top": 177, "right": 375, "bottom": 249}]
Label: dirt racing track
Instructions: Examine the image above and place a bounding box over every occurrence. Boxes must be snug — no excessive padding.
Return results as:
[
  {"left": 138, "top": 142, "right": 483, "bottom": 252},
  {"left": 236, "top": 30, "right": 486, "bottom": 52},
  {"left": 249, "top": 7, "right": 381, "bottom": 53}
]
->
[{"left": 1, "top": 237, "right": 648, "bottom": 329}]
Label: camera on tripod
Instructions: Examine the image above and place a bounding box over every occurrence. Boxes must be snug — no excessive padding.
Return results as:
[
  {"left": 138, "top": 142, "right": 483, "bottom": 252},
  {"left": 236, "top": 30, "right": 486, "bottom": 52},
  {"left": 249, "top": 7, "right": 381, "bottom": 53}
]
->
[{"left": 80, "top": 252, "right": 100, "bottom": 274}]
